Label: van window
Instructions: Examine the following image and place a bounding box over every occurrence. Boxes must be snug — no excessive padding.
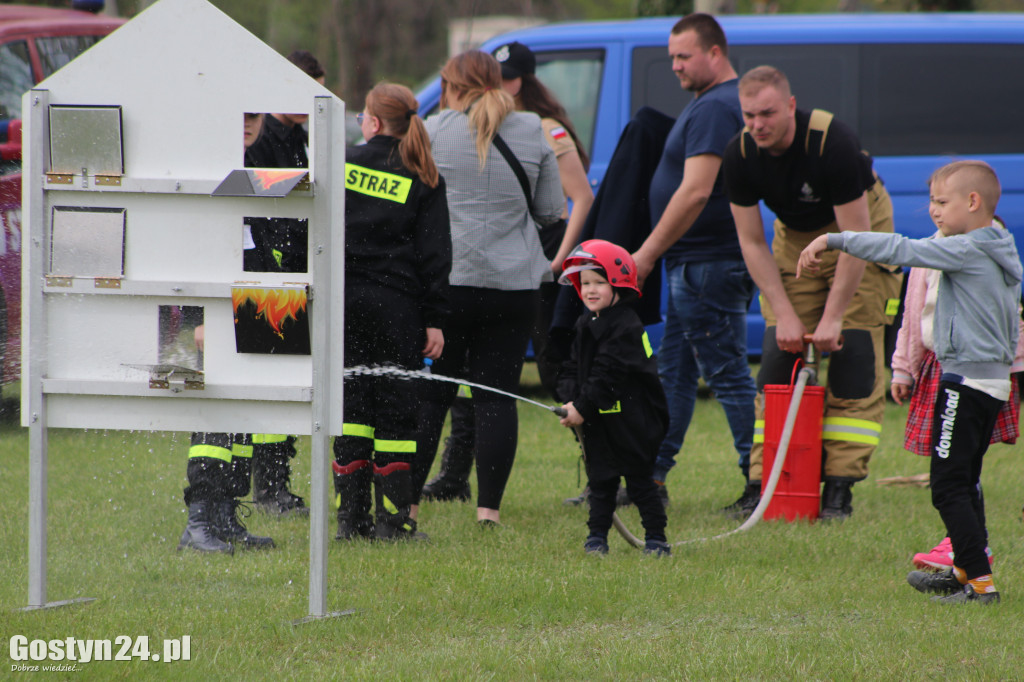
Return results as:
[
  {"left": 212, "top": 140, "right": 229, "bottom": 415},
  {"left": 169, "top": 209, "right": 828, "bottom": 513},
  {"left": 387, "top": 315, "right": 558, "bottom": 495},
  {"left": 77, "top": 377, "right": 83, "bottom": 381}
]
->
[
  {"left": 36, "top": 35, "right": 103, "bottom": 78},
  {"left": 0, "top": 40, "right": 32, "bottom": 120},
  {"left": 633, "top": 41, "right": 1024, "bottom": 159},
  {"left": 860, "top": 43, "right": 1024, "bottom": 156},
  {"left": 632, "top": 46, "right": 689, "bottom": 119},
  {"left": 632, "top": 44, "right": 856, "bottom": 128},
  {"left": 535, "top": 49, "right": 604, "bottom": 157}
]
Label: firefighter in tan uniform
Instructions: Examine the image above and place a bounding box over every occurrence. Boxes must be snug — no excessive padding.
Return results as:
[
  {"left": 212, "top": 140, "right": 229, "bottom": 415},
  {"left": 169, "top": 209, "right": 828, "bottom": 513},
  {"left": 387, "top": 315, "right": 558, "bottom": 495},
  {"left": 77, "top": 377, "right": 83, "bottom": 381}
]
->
[{"left": 722, "top": 66, "right": 902, "bottom": 520}]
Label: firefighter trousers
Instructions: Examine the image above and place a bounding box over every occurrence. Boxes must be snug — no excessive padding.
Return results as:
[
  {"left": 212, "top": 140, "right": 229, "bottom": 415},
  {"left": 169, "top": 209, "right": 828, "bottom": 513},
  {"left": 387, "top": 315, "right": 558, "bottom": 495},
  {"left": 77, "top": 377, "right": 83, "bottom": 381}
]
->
[{"left": 751, "top": 181, "right": 902, "bottom": 483}]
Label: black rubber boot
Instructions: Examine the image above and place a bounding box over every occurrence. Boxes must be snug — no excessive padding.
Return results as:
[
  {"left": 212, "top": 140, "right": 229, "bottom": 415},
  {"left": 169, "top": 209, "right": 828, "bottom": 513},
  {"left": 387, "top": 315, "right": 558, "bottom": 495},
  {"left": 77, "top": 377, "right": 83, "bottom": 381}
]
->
[
  {"left": 253, "top": 440, "right": 309, "bottom": 517},
  {"left": 216, "top": 499, "right": 275, "bottom": 549},
  {"left": 333, "top": 460, "right": 373, "bottom": 541},
  {"left": 723, "top": 481, "right": 762, "bottom": 520},
  {"left": 375, "top": 462, "right": 428, "bottom": 542},
  {"left": 819, "top": 480, "right": 854, "bottom": 520},
  {"left": 178, "top": 501, "right": 234, "bottom": 554}
]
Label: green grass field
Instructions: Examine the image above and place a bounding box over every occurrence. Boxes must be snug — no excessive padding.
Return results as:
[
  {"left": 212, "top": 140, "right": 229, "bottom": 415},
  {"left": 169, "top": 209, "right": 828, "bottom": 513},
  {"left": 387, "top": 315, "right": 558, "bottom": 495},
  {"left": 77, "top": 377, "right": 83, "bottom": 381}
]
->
[{"left": 2, "top": 367, "right": 1023, "bottom": 681}]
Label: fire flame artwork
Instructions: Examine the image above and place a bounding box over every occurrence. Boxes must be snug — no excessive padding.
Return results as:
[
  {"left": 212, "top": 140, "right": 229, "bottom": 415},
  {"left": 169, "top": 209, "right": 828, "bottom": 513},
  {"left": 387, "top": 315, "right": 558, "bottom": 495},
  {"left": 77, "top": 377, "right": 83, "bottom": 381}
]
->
[
  {"left": 232, "top": 286, "right": 310, "bottom": 355},
  {"left": 251, "top": 169, "right": 305, "bottom": 193}
]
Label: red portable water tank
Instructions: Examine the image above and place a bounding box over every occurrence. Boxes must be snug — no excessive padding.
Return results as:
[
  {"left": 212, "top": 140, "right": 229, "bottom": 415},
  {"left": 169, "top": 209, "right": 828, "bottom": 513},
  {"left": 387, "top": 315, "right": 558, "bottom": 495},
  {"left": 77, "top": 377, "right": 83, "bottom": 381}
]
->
[{"left": 760, "top": 371, "right": 825, "bottom": 522}]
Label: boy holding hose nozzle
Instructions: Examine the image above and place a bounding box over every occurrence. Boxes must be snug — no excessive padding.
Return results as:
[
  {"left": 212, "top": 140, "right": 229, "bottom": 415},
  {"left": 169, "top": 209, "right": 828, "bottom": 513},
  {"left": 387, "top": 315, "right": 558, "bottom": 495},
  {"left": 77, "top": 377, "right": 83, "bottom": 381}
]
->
[
  {"left": 556, "top": 240, "right": 671, "bottom": 556},
  {"left": 797, "top": 160, "right": 1021, "bottom": 605}
]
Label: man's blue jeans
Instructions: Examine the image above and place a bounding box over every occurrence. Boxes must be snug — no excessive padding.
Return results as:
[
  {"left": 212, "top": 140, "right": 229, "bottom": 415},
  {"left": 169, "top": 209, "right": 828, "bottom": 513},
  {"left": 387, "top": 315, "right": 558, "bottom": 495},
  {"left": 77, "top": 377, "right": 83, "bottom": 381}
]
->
[{"left": 653, "top": 259, "right": 757, "bottom": 483}]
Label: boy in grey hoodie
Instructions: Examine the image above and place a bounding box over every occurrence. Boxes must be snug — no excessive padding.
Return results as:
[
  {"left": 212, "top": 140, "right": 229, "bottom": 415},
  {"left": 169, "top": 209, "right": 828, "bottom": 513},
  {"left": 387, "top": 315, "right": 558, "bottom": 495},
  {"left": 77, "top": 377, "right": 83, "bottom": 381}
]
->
[{"left": 798, "top": 160, "right": 1022, "bottom": 605}]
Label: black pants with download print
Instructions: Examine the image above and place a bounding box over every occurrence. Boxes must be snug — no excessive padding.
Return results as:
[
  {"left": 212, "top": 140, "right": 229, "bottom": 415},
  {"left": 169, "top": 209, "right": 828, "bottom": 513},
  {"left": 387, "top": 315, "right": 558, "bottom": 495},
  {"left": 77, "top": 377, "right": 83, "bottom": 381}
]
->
[{"left": 929, "top": 379, "right": 1002, "bottom": 581}]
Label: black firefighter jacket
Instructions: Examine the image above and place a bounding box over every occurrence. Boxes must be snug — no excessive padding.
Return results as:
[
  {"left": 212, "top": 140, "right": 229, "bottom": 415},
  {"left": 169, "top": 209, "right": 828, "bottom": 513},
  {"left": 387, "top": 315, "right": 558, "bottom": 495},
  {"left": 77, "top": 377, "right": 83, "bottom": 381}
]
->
[
  {"left": 344, "top": 135, "right": 452, "bottom": 329},
  {"left": 557, "top": 303, "right": 668, "bottom": 480}
]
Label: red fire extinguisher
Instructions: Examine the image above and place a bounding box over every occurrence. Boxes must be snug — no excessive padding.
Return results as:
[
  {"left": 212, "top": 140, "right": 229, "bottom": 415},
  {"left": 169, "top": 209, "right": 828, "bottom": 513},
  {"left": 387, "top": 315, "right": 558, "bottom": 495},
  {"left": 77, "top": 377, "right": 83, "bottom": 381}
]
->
[{"left": 759, "top": 334, "right": 835, "bottom": 522}]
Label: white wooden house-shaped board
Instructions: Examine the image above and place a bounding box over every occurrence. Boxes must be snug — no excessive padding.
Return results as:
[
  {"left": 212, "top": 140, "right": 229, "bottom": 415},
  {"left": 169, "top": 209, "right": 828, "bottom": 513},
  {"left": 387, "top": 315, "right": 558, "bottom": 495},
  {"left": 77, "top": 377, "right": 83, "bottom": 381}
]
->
[{"left": 21, "top": 0, "right": 345, "bottom": 615}]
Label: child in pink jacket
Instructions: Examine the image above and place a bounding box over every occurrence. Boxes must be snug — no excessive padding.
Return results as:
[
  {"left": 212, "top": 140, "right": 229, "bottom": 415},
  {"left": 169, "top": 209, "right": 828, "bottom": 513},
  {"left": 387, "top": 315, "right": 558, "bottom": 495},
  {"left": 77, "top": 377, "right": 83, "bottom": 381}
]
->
[{"left": 890, "top": 223, "right": 1024, "bottom": 571}]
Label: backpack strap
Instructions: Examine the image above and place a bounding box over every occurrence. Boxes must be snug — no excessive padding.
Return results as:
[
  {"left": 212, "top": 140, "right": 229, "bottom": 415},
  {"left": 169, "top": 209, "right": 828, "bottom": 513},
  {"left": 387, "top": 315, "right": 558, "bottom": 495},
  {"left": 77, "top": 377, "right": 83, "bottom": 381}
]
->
[
  {"left": 739, "top": 126, "right": 755, "bottom": 159},
  {"left": 741, "top": 108, "right": 833, "bottom": 160},
  {"left": 805, "top": 109, "right": 834, "bottom": 158}
]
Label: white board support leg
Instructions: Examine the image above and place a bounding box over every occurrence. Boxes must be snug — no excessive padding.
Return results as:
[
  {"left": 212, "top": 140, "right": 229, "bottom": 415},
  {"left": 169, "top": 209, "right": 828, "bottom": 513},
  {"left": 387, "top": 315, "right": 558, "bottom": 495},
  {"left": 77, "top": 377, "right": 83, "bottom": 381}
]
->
[
  {"left": 26, "top": 88, "right": 49, "bottom": 609},
  {"left": 304, "top": 95, "right": 348, "bottom": 621}
]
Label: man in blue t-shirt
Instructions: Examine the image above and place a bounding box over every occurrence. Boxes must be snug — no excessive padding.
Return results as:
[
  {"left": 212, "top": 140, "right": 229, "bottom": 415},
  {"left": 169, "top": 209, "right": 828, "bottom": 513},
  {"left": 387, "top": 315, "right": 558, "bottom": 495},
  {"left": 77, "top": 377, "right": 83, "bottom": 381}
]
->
[{"left": 632, "top": 13, "right": 757, "bottom": 513}]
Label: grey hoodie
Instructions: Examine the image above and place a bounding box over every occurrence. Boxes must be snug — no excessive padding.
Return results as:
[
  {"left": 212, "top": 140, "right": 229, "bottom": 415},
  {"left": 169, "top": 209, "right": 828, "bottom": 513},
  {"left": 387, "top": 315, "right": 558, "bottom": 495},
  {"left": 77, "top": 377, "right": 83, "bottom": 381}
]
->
[{"left": 827, "top": 225, "right": 1022, "bottom": 381}]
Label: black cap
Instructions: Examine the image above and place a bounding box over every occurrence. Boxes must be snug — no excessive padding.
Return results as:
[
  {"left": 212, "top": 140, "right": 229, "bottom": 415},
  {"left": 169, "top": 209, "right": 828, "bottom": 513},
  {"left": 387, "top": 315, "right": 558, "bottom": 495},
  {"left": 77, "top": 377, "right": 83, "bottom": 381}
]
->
[{"left": 492, "top": 41, "right": 535, "bottom": 79}]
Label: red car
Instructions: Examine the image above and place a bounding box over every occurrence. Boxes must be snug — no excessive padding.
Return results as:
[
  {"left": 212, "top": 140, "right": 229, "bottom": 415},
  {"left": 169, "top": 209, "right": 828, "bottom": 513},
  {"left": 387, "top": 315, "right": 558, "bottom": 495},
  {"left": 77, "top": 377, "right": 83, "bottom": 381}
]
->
[{"left": 0, "top": 4, "right": 124, "bottom": 387}]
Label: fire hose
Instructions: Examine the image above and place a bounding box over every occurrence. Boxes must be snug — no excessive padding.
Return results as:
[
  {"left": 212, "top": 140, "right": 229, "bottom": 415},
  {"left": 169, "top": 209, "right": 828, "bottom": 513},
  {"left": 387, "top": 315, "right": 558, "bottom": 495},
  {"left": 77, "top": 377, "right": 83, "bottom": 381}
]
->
[{"left": 603, "top": 334, "right": 830, "bottom": 548}]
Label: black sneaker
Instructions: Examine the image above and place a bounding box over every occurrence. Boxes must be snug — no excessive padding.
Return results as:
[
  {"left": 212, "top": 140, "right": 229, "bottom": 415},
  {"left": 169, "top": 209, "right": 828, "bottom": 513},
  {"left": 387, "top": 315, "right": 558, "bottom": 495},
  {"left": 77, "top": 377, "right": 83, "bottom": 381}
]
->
[
  {"left": 722, "top": 483, "right": 761, "bottom": 520},
  {"left": 420, "top": 475, "right": 471, "bottom": 502},
  {"left": 907, "top": 568, "right": 963, "bottom": 595},
  {"left": 643, "top": 540, "right": 671, "bottom": 557},
  {"left": 255, "top": 489, "right": 309, "bottom": 518},
  {"left": 584, "top": 536, "right": 609, "bottom": 555},
  {"left": 562, "top": 487, "right": 589, "bottom": 506},
  {"left": 932, "top": 584, "right": 1000, "bottom": 605}
]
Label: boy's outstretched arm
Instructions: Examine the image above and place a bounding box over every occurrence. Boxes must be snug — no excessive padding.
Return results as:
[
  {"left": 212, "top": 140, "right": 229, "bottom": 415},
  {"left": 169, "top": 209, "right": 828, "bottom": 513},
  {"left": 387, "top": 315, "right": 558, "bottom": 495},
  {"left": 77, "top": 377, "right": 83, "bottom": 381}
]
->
[{"left": 796, "top": 234, "right": 831, "bottom": 278}]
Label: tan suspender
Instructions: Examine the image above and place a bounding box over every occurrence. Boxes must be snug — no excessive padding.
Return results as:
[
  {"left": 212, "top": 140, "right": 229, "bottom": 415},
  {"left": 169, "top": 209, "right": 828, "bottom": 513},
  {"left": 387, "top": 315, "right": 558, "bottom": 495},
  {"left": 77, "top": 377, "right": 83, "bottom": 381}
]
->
[{"left": 739, "top": 108, "right": 833, "bottom": 159}]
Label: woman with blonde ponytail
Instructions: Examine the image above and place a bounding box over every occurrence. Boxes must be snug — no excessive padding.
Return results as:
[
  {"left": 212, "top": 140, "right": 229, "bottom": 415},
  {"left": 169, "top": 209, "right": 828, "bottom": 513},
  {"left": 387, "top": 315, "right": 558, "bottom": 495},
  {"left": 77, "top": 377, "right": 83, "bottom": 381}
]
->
[
  {"left": 333, "top": 82, "right": 452, "bottom": 542},
  {"left": 413, "top": 50, "right": 563, "bottom": 528}
]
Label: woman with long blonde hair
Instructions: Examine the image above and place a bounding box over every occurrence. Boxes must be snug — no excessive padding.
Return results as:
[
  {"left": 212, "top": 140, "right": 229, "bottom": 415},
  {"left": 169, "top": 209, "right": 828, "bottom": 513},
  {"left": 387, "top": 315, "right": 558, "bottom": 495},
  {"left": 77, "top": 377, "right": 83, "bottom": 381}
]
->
[{"left": 413, "top": 50, "right": 563, "bottom": 527}]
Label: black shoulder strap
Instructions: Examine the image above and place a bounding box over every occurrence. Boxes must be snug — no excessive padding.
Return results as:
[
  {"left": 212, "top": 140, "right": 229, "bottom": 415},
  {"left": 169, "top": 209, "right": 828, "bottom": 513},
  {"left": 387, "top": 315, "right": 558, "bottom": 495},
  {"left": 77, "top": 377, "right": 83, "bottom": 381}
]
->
[{"left": 492, "top": 133, "right": 534, "bottom": 214}]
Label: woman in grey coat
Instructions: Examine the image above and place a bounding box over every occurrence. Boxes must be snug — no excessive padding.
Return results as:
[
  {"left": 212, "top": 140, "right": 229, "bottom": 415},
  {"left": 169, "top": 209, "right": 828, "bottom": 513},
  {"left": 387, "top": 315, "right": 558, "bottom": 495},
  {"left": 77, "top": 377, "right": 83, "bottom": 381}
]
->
[{"left": 413, "top": 50, "right": 563, "bottom": 527}]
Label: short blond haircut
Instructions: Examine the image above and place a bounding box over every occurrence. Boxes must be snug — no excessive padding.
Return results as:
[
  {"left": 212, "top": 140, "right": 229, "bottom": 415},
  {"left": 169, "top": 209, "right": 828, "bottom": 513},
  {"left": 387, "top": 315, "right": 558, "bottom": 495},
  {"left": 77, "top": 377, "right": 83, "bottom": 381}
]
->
[
  {"left": 738, "top": 65, "right": 791, "bottom": 99},
  {"left": 930, "top": 160, "right": 1001, "bottom": 214}
]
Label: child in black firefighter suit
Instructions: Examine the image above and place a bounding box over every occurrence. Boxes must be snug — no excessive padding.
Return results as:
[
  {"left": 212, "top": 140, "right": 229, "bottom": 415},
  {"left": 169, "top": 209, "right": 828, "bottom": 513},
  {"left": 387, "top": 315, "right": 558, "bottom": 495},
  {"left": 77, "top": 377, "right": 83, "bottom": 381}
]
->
[{"left": 556, "top": 240, "right": 670, "bottom": 556}]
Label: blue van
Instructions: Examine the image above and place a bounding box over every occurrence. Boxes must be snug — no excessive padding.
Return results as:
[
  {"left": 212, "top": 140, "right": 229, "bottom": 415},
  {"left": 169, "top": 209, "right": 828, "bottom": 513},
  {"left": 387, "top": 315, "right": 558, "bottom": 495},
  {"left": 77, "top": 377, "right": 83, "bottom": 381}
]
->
[{"left": 416, "top": 13, "right": 1024, "bottom": 356}]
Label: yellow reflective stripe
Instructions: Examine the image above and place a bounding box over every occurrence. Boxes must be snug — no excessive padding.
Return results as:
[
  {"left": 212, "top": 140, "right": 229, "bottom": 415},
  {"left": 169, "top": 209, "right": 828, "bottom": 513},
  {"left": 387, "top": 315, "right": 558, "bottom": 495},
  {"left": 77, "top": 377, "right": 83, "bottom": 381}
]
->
[
  {"left": 822, "top": 430, "right": 880, "bottom": 445},
  {"left": 382, "top": 494, "right": 399, "bottom": 515},
  {"left": 822, "top": 417, "right": 881, "bottom": 445},
  {"left": 374, "top": 439, "right": 416, "bottom": 454},
  {"left": 885, "top": 298, "right": 900, "bottom": 316},
  {"left": 345, "top": 163, "right": 412, "bottom": 203},
  {"left": 642, "top": 331, "right": 653, "bottom": 358},
  {"left": 272, "top": 249, "right": 283, "bottom": 269},
  {"left": 599, "top": 401, "right": 622, "bottom": 414},
  {"left": 823, "top": 417, "right": 882, "bottom": 433},
  {"left": 457, "top": 384, "right": 473, "bottom": 399},
  {"left": 252, "top": 434, "right": 288, "bottom": 443},
  {"left": 753, "top": 419, "right": 764, "bottom": 444},
  {"left": 342, "top": 423, "right": 375, "bottom": 439},
  {"left": 231, "top": 443, "right": 253, "bottom": 459},
  {"left": 188, "top": 444, "right": 233, "bottom": 462}
]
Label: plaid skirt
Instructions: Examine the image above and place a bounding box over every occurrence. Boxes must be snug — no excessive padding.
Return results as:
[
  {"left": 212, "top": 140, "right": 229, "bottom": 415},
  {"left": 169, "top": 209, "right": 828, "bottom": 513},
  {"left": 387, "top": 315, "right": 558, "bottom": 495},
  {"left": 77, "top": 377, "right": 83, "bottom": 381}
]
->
[{"left": 904, "top": 350, "right": 1020, "bottom": 456}]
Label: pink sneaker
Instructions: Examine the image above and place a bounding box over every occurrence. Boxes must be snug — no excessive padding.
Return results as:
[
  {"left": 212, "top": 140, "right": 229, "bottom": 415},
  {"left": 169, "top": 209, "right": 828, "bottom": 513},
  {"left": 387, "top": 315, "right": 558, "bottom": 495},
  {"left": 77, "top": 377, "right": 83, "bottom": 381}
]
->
[{"left": 912, "top": 537, "right": 993, "bottom": 571}]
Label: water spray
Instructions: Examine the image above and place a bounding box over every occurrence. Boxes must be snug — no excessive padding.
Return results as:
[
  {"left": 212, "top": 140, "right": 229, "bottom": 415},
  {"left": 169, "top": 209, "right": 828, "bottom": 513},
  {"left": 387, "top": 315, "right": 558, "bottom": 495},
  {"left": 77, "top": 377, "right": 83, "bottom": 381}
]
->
[{"left": 343, "top": 365, "right": 568, "bottom": 417}]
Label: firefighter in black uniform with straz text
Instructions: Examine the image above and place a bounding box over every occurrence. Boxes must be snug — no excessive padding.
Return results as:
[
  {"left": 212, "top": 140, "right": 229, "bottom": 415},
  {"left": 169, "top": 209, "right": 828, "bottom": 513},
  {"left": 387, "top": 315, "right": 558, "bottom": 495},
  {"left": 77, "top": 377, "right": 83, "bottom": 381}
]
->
[
  {"left": 723, "top": 66, "right": 902, "bottom": 520},
  {"left": 333, "top": 82, "right": 451, "bottom": 541},
  {"left": 242, "top": 50, "right": 327, "bottom": 517}
]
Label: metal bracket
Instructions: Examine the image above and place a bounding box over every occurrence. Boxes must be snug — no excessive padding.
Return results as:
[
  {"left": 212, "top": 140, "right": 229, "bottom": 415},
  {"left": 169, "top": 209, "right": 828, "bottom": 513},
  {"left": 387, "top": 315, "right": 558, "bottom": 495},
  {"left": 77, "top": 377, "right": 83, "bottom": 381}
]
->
[
  {"left": 137, "top": 364, "right": 205, "bottom": 391},
  {"left": 45, "top": 173, "right": 73, "bottom": 185},
  {"left": 94, "top": 175, "right": 122, "bottom": 187},
  {"left": 45, "top": 275, "right": 73, "bottom": 287},
  {"left": 94, "top": 278, "right": 122, "bottom": 289}
]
